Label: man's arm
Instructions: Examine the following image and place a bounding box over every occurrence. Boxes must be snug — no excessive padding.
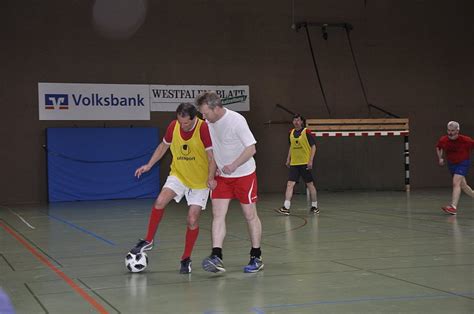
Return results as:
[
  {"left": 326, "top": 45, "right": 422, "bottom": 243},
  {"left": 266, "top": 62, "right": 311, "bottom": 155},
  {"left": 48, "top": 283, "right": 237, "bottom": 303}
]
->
[
  {"left": 222, "top": 144, "right": 256, "bottom": 175},
  {"left": 206, "top": 149, "right": 217, "bottom": 190},
  {"left": 286, "top": 147, "right": 291, "bottom": 167},
  {"left": 306, "top": 130, "right": 316, "bottom": 169},
  {"left": 436, "top": 147, "right": 445, "bottom": 166},
  {"left": 135, "top": 142, "right": 170, "bottom": 178},
  {"left": 307, "top": 144, "right": 316, "bottom": 170}
]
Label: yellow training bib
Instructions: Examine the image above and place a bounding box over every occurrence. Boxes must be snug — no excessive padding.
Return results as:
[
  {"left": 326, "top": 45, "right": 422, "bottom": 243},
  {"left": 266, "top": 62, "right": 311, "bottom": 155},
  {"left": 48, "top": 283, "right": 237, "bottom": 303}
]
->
[
  {"left": 170, "top": 119, "right": 208, "bottom": 189},
  {"left": 289, "top": 128, "right": 311, "bottom": 166}
]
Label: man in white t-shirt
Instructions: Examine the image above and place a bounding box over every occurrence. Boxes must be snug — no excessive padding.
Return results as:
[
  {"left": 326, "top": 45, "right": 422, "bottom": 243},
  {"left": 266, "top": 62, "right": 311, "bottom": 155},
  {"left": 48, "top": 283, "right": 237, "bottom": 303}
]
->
[{"left": 196, "top": 91, "right": 263, "bottom": 273}]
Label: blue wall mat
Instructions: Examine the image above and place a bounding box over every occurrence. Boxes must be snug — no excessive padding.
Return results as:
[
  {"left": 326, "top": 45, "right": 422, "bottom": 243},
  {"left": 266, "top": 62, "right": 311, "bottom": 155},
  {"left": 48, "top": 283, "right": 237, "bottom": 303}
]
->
[{"left": 46, "top": 127, "right": 159, "bottom": 202}]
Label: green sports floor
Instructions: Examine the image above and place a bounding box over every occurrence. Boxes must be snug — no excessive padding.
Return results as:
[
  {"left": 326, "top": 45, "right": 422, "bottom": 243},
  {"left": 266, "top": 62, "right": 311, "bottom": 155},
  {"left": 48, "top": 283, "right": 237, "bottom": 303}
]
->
[{"left": 1, "top": 189, "right": 473, "bottom": 313}]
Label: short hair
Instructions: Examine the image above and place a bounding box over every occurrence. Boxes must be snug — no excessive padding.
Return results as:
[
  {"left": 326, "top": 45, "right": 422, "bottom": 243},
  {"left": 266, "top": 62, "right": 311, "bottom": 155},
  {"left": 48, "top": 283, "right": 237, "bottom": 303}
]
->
[
  {"left": 176, "top": 102, "right": 197, "bottom": 119},
  {"left": 293, "top": 113, "right": 306, "bottom": 127},
  {"left": 447, "top": 121, "right": 460, "bottom": 130},
  {"left": 195, "top": 91, "right": 222, "bottom": 109}
]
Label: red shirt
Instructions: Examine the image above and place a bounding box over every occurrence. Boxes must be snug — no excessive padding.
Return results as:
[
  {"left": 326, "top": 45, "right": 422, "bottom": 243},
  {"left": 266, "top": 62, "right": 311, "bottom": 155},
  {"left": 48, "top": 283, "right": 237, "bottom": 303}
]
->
[
  {"left": 163, "top": 119, "right": 212, "bottom": 149},
  {"left": 436, "top": 134, "right": 474, "bottom": 164}
]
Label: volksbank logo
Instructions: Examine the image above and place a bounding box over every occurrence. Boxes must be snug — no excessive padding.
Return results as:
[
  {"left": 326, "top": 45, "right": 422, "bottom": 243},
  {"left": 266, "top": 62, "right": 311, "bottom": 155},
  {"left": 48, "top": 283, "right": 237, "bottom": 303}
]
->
[
  {"left": 45, "top": 94, "right": 69, "bottom": 110},
  {"left": 71, "top": 94, "right": 145, "bottom": 107},
  {"left": 46, "top": 93, "right": 145, "bottom": 109}
]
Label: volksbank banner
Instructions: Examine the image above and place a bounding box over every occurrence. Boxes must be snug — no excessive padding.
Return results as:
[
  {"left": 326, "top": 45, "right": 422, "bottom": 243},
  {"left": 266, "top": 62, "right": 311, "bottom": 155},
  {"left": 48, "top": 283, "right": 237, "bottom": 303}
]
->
[
  {"left": 150, "top": 85, "right": 250, "bottom": 111},
  {"left": 39, "top": 83, "right": 150, "bottom": 120},
  {"left": 39, "top": 83, "right": 250, "bottom": 120}
]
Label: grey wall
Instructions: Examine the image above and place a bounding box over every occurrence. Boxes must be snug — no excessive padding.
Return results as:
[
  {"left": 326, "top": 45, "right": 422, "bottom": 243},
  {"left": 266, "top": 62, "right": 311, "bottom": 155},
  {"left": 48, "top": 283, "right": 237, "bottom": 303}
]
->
[{"left": 1, "top": 0, "right": 473, "bottom": 204}]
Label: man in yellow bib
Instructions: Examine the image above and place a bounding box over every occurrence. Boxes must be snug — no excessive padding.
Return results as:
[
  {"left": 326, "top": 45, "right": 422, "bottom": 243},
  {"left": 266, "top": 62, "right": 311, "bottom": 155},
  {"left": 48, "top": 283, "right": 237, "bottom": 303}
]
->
[
  {"left": 275, "top": 114, "right": 319, "bottom": 215},
  {"left": 129, "top": 103, "right": 216, "bottom": 274}
]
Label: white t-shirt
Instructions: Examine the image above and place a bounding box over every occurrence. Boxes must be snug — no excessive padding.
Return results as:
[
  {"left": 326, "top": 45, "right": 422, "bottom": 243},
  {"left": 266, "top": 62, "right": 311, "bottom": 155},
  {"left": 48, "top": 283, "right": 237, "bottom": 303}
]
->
[{"left": 207, "top": 109, "right": 256, "bottom": 177}]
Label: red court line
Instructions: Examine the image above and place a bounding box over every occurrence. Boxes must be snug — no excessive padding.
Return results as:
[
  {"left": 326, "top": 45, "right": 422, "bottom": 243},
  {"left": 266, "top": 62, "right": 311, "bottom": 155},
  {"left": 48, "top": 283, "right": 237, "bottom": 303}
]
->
[{"left": 0, "top": 221, "right": 109, "bottom": 314}]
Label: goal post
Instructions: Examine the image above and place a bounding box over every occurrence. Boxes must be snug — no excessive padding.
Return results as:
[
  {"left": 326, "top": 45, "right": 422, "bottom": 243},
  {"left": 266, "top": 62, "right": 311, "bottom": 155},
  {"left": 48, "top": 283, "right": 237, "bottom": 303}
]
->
[{"left": 306, "top": 118, "right": 410, "bottom": 192}]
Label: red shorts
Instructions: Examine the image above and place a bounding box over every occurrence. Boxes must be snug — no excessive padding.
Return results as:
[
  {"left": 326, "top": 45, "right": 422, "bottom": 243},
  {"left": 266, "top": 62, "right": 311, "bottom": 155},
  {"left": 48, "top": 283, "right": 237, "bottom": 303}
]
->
[{"left": 211, "top": 172, "right": 258, "bottom": 204}]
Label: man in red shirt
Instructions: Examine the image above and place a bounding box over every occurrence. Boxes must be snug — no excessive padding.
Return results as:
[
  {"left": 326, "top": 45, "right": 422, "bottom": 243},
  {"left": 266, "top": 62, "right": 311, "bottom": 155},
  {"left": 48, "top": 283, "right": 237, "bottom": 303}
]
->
[
  {"left": 436, "top": 121, "right": 474, "bottom": 215},
  {"left": 129, "top": 103, "right": 216, "bottom": 273}
]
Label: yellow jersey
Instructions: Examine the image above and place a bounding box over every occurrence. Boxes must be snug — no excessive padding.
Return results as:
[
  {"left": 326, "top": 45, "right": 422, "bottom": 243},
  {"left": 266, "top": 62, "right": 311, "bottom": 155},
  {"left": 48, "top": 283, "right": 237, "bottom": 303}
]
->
[
  {"left": 289, "top": 128, "right": 311, "bottom": 166},
  {"left": 170, "top": 119, "right": 208, "bottom": 189}
]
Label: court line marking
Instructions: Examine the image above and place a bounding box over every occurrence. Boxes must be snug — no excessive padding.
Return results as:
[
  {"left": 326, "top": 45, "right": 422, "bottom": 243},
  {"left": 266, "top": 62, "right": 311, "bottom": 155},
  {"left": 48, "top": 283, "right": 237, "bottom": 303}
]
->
[
  {"left": 263, "top": 209, "right": 308, "bottom": 237},
  {"left": 0, "top": 206, "right": 36, "bottom": 229},
  {"left": 248, "top": 291, "right": 474, "bottom": 313},
  {"left": 9, "top": 208, "right": 36, "bottom": 229},
  {"left": 319, "top": 211, "right": 457, "bottom": 237},
  {"left": 205, "top": 290, "right": 474, "bottom": 313},
  {"left": 0, "top": 219, "right": 64, "bottom": 267},
  {"left": 333, "top": 260, "right": 474, "bottom": 301},
  {"left": 0, "top": 221, "right": 109, "bottom": 314},
  {"left": 77, "top": 279, "right": 121, "bottom": 314},
  {"left": 24, "top": 283, "right": 49, "bottom": 313},
  {"left": 47, "top": 214, "right": 116, "bottom": 246},
  {"left": 1, "top": 253, "right": 15, "bottom": 271}
]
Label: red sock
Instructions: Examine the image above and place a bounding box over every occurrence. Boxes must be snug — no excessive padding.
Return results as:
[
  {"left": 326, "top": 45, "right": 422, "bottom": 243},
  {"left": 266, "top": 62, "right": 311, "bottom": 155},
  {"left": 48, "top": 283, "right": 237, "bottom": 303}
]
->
[
  {"left": 145, "top": 207, "right": 164, "bottom": 242},
  {"left": 181, "top": 227, "right": 199, "bottom": 260}
]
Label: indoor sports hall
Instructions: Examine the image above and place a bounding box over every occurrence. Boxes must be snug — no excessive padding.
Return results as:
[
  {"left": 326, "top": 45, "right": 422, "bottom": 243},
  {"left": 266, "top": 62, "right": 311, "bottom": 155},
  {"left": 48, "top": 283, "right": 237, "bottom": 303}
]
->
[{"left": 1, "top": 1, "right": 473, "bottom": 313}]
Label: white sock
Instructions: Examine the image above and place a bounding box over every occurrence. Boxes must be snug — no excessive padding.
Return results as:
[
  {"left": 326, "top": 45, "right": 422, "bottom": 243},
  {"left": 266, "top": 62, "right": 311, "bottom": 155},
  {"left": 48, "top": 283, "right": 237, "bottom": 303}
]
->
[
  {"left": 451, "top": 204, "right": 457, "bottom": 209},
  {"left": 312, "top": 201, "right": 318, "bottom": 208},
  {"left": 284, "top": 200, "right": 291, "bottom": 210}
]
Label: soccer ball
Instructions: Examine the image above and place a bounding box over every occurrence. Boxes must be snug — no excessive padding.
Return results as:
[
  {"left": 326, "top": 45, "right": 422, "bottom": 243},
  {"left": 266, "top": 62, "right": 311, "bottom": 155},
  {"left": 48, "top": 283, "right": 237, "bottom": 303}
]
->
[{"left": 125, "top": 252, "right": 148, "bottom": 273}]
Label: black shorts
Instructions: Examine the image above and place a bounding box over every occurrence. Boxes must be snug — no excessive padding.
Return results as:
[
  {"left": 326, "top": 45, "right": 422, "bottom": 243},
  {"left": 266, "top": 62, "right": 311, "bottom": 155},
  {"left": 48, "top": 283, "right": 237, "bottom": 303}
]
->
[{"left": 288, "top": 165, "right": 314, "bottom": 183}]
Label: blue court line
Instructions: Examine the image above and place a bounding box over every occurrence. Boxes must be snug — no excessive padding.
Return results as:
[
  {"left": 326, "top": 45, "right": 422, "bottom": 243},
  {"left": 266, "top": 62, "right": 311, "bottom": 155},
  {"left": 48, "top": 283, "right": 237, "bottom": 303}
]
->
[
  {"left": 48, "top": 214, "right": 116, "bottom": 246},
  {"left": 204, "top": 291, "right": 474, "bottom": 314},
  {"left": 248, "top": 291, "right": 474, "bottom": 313},
  {"left": 249, "top": 307, "right": 265, "bottom": 314}
]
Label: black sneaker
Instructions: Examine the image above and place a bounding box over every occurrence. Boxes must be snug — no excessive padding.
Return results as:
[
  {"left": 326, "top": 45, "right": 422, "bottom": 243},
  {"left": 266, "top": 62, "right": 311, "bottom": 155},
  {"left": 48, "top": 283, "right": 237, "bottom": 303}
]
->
[
  {"left": 130, "top": 239, "right": 153, "bottom": 255},
  {"left": 310, "top": 206, "right": 320, "bottom": 214},
  {"left": 180, "top": 257, "right": 192, "bottom": 274},
  {"left": 274, "top": 207, "right": 290, "bottom": 216}
]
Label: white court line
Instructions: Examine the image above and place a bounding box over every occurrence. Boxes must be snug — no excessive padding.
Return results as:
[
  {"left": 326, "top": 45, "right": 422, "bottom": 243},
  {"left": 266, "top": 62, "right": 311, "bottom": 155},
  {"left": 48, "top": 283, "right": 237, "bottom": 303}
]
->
[{"left": 6, "top": 208, "right": 36, "bottom": 229}]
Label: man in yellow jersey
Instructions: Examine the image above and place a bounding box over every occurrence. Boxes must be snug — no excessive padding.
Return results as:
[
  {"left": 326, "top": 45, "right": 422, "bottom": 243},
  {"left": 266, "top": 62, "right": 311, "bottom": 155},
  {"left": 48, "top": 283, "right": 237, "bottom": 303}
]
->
[
  {"left": 129, "top": 103, "right": 216, "bottom": 274},
  {"left": 275, "top": 114, "right": 319, "bottom": 215}
]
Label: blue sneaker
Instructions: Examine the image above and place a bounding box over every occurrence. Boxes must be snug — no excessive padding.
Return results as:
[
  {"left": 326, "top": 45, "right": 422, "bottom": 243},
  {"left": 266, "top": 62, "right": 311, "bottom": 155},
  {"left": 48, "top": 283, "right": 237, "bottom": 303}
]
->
[
  {"left": 202, "top": 255, "right": 226, "bottom": 273},
  {"left": 244, "top": 256, "right": 264, "bottom": 273},
  {"left": 130, "top": 239, "right": 153, "bottom": 255},
  {"left": 180, "top": 257, "right": 192, "bottom": 274}
]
